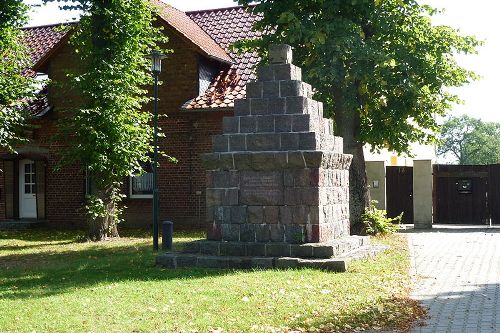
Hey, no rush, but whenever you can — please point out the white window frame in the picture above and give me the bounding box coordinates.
[129,172,154,199]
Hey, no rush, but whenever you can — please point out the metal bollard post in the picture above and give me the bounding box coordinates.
[162,221,173,251]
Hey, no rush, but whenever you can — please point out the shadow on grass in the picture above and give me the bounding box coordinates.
[0,234,229,301]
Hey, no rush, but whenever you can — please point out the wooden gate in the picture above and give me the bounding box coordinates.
[386,166,413,223]
[433,164,499,224]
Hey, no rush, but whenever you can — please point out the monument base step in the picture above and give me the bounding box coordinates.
[181,236,369,259]
[0,220,47,230]
[156,244,388,272]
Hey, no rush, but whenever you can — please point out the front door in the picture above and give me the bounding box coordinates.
[19,159,37,219]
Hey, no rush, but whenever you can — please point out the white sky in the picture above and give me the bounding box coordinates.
[25,0,500,123]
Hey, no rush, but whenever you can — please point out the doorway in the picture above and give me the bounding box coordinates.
[19,159,37,219]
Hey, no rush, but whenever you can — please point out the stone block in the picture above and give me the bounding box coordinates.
[280,133,299,150]
[220,242,246,256]
[251,152,279,171]
[222,224,240,242]
[239,224,256,242]
[202,153,220,170]
[233,152,252,170]
[275,257,299,269]
[218,153,234,170]
[214,206,231,224]
[275,115,292,132]
[246,242,266,256]
[263,206,280,224]
[268,98,286,114]
[285,225,305,244]
[303,151,323,168]
[231,206,247,224]
[270,224,285,242]
[263,81,280,98]
[156,254,176,268]
[267,243,291,257]
[256,115,275,133]
[298,132,317,150]
[280,80,304,97]
[301,188,319,205]
[290,244,313,258]
[200,241,220,255]
[213,135,228,152]
[182,241,201,254]
[206,189,224,206]
[207,223,222,241]
[223,117,239,134]
[255,224,271,242]
[246,81,263,98]
[287,152,306,169]
[251,257,274,269]
[250,98,269,115]
[234,99,250,116]
[212,170,239,188]
[279,206,293,225]
[240,171,284,205]
[229,134,247,151]
[269,44,293,64]
[312,245,334,258]
[285,96,308,114]
[222,189,239,206]
[247,206,264,224]
[257,65,274,81]
[246,134,279,151]
[240,116,256,133]
[284,188,300,206]
[273,64,302,81]
[176,255,198,268]
[292,114,311,132]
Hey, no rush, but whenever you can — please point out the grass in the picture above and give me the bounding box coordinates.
[0,229,424,333]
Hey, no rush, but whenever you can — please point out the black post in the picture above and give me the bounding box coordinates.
[153,72,159,252]
[162,221,173,251]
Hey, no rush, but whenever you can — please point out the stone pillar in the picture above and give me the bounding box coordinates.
[413,159,433,229]
[365,161,386,211]
[202,44,353,244]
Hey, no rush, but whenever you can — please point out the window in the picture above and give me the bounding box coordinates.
[199,57,220,95]
[129,162,153,199]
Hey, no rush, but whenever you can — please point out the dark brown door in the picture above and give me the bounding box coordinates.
[434,165,489,224]
[386,166,414,223]
[489,164,500,224]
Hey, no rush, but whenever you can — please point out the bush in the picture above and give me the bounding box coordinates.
[362,201,402,235]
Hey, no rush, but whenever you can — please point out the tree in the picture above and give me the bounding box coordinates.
[47,0,168,240]
[437,115,500,165]
[237,0,480,227]
[0,0,35,151]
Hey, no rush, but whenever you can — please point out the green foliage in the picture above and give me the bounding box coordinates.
[49,0,169,239]
[0,0,36,151]
[437,115,500,165]
[236,0,480,154]
[362,201,401,235]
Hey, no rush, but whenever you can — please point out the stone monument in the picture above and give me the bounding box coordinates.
[156,45,385,271]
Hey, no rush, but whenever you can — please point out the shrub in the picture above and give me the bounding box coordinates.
[362,201,402,235]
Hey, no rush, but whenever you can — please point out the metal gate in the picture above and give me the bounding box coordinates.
[433,164,500,224]
[386,166,414,223]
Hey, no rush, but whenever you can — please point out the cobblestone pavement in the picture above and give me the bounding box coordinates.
[407,226,500,333]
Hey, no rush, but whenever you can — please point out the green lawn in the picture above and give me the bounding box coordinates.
[0,229,423,333]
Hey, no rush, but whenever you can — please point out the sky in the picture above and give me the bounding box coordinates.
[25,0,500,123]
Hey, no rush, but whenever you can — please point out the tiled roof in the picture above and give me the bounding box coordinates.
[184,5,261,110]
[21,4,261,112]
[22,23,73,70]
[152,0,233,64]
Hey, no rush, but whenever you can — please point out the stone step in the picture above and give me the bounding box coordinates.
[156,244,388,272]
[180,236,370,259]
[234,96,323,117]
[246,80,313,99]
[0,221,46,230]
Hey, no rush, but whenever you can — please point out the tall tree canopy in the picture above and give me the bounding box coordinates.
[0,0,35,151]
[237,0,480,226]
[47,0,167,240]
[437,115,500,165]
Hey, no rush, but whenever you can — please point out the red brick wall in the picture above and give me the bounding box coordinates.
[0,24,232,229]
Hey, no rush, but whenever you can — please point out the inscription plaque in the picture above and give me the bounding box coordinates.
[240,171,283,205]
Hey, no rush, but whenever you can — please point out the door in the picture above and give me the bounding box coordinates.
[386,166,414,223]
[19,159,37,219]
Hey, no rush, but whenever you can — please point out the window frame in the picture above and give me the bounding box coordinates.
[129,172,154,199]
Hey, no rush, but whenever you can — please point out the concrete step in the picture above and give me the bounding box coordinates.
[180,236,370,259]
[156,244,388,272]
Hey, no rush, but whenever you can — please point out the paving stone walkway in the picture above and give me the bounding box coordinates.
[407,226,500,333]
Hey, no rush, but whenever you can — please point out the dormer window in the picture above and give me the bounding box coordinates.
[198,56,220,95]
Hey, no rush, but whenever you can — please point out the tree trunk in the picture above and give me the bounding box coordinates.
[333,91,370,234]
[87,186,120,241]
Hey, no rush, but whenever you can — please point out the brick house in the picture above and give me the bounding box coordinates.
[0,3,261,228]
